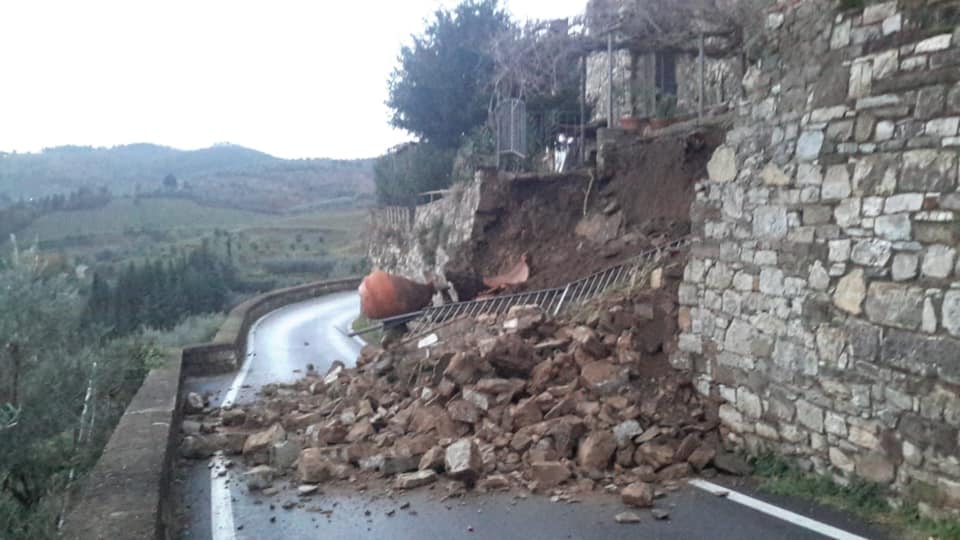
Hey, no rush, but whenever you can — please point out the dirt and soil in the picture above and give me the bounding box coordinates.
[446,128,721,299]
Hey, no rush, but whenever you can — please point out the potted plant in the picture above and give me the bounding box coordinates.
[648,93,678,131]
[617,80,647,131]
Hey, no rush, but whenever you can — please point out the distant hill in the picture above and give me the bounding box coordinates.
[0,144,375,212]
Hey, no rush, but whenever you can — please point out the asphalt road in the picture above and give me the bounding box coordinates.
[175,292,888,540]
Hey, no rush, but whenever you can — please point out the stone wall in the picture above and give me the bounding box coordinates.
[368,173,488,302]
[673,0,960,512]
[585,48,740,122]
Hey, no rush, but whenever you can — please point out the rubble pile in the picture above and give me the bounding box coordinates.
[181,263,744,513]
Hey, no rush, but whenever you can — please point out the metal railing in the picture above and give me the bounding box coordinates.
[369,206,414,231]
[352,237,691,339]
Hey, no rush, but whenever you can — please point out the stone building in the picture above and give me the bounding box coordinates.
[583,0,743,123]
[673,0,960,513]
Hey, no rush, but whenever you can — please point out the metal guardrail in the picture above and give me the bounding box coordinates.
[351,237,691,339]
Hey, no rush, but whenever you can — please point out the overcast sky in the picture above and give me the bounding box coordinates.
[0,1,585,160]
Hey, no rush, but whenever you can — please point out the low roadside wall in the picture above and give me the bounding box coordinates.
[182,276,362,376]
[61,276,361,539]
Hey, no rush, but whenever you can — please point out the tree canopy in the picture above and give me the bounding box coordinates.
[387,0,512,149]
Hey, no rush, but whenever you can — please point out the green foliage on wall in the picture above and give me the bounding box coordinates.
[374,143,455,206]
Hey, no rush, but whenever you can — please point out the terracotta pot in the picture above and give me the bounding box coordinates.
[619,116,643,131]
[648,118,672,130]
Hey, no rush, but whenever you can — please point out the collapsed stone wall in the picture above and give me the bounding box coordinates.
[673,0,960,511]
[368,179,484,301]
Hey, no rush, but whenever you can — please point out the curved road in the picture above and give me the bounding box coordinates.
[176,292,887,540]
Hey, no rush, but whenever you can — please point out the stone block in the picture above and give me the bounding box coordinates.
[875,120,895,141]
[884,193,923,213]
[914,222,960,244]
[723,319,755,356]
[732,271,755,292]
[891,253,919,281]
[849,60,873,99]
[445,438,482,483]
[865,282,925,330]
[845,318,881,362]
[916,34,953,54]
[899,413,958,456]
[753,206,788,239]
[796,131,824,161]
[809,261,830,291]
[829,239,852,262]
[708,146,737,182]
[915,85,946,120]
[943,290,960,338]
[921,245,956,278]
[851,239,892,267]
[825,412,847,436]
[774,339,817,376]
[923,296,938,333]
[874,213,912,240]
[705,262,734,289]
[797,163,823,185]
[833,269,866,315]
[395,469,438,489]
[830,19,851,49]
[926,117,960,137]
[901,150,957,192]
[829,447,855,473]
[882,15,901,36]
[737,388,763,419]
[577,430,617,471]
[863,1,897,25]
[796,400,824,433]
[834,198,862,227]
[853,152,899,195]
[761,162,791,186]
[821,165,852,200]
[863,197,884,217]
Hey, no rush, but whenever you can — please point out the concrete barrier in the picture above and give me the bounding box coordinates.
[61,276,361,539]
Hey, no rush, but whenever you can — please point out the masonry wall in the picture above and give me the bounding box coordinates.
[368,175,486,301]
[673,0,960,512]
[585,48,740,122]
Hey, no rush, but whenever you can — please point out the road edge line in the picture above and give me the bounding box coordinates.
[688,478,870,540]
[210,454,237,540]
[220,317,264,408]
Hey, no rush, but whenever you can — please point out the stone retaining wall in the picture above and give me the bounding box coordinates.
[62,277,361,538]
[673,0,960,512]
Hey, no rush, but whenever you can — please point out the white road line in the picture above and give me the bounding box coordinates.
[219,316,263,409]
[210,454,236,540]
[688,479,870,540]
[213,293,360,538]
[330,308,366,358]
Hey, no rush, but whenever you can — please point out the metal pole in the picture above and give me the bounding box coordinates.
[579,54,586,165]
[607,32,614,128]
[698,32,705,123]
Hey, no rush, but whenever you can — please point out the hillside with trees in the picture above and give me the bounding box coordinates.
[0,144,375,213]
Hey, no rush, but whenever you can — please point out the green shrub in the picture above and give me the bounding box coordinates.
[374,143,454,206]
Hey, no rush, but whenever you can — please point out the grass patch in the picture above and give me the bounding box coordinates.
[752,453,960,539]
[351,315,383,346]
